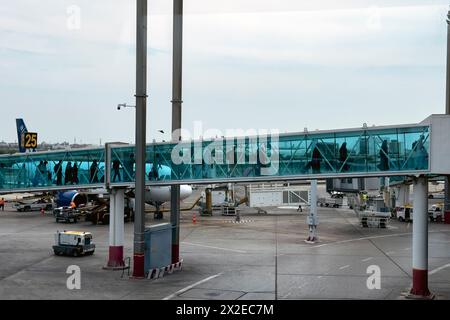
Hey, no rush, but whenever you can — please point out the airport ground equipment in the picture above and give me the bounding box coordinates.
[53,231,95,257]
[14,198,54,212]
[248,184,309,208]
[53,207,80,223]
[396,205,413,222]
[80,199,134,225]
[428,204,443,222]
[355,209,390,228]
[221,204,240,217]
[318,197,343,208]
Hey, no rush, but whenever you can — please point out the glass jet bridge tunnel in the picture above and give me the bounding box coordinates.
[0,115,449,194]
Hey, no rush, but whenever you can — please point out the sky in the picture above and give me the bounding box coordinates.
[0,0,449,145]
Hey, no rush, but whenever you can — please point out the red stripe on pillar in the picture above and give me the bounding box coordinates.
[172,244,180,264]
[107,246,124,268]
[410,269,431,297]
[132,254,145,279]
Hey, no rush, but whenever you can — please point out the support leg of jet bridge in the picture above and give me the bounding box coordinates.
[104,188,125,270]
[404,176,434,299]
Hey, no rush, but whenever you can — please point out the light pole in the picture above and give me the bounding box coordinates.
[132,0,148,278]
[445,9,450,213]
[171,0,183,264]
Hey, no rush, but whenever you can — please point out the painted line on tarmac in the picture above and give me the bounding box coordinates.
[311,233,413,248]
[362,257,374,262]
[162,273,223,300]
[310,230,450,249]
[182,242,247,253]
[339,265,350,270]
[429,263,450,276]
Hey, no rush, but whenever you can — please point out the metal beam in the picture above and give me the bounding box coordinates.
[133,0,148,278]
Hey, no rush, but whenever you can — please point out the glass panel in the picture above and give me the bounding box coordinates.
[0,125,432,192]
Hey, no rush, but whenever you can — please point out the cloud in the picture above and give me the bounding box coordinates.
[0,1,448,144]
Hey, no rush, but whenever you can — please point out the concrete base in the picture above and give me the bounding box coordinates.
[445,211,450,224]
[410,269,431,297]
[132,254,145,279]
[172,244,180,264]
[401,291,436,300]
[104,246,125,270]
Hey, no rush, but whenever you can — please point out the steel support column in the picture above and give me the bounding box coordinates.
[444,10,450,213]
[170,0,183,264]
[306,180,318,243]
[132,0,148,278]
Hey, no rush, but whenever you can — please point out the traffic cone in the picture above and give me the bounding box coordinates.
[192,213,197,224]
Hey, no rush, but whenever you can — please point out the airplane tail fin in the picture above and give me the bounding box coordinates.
[16,119,28,153]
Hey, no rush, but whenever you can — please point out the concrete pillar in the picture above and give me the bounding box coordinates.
[409,177,432,298]
[306,180,318,243]
[105,188,125,269]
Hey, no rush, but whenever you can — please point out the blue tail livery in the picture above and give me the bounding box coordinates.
[16,119,28,153]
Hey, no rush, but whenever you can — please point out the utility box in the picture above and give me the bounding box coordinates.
[144,223,172,272]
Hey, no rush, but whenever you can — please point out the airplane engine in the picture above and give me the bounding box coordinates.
[56,191,88,208]
[145,185,193,203]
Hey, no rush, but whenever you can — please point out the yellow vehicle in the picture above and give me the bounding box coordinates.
[397,205,413,222]
[53,231,95,257]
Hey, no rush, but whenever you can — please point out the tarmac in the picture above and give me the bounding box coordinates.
[0,201,449,300]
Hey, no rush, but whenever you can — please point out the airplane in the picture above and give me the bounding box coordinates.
[14,119,193,219]
[16,119,32,153]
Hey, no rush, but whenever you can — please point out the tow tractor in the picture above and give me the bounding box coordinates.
[53,207,80,223]
[53,231,95,257]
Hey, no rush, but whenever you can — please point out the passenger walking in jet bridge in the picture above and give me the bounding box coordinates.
[33,161,45,187]
[65,162,73,185]
[412,135,429,170]
[44,161,51,184]
[124,153,135,182]
[378,140,389,171]
[55,160,63,186]
[311,146,322,174]
[112,160,121,182]
[17,164,28,187]
[90,160,99,183]
[0,164,4,188]
[0,198,5,211]
[149,154,161,181]
[72,163,79,184]
[339,142,349,172]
